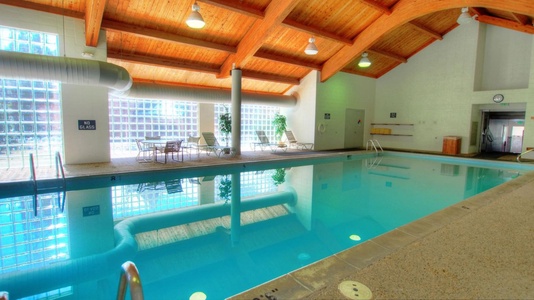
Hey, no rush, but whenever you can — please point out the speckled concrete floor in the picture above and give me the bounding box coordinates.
[2,150,533,300]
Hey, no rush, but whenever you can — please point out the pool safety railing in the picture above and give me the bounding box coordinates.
[117,261,144,300]
[366,139,383,155]
[29,154,38,216]
[517,148,534,162]
[29,152,67,216]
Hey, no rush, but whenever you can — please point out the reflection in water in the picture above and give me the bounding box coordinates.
[0,154,526,299]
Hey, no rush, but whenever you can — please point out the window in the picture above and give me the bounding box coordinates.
[108,97,198,158]
[0,26,61,168]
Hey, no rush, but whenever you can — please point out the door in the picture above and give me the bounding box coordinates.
[344,109,365,149]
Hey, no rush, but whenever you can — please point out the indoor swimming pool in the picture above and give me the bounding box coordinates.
[1,152,533,299]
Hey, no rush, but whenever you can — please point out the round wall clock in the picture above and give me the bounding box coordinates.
[493,94,504,103]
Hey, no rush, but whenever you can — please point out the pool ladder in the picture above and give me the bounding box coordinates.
[117,261,144,300]
[366,139,384,155]
[516,148,534,162]
[29,152,66,216]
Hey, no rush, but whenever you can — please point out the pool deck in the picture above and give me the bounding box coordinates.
[2,149,534,299]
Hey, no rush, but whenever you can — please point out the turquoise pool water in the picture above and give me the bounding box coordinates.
[0,152,532,299]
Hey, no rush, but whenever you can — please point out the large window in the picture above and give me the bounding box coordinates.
[108,97,198,158]
[0,26,61,168]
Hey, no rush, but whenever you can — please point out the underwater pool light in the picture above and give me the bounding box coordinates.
[190,291,207,300]
[349,234,362,241]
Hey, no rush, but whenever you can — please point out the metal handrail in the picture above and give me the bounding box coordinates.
[117,261,144,300]
[55,152,66,188]
[366,139,384,154]
[517,148,534,162]
[29,154,38,216]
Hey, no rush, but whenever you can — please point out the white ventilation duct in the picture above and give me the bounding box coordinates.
[0,51,132,92]
[0,51,297,107]
[119,82,297,107]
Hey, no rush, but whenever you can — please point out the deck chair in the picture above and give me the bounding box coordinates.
[255,130,287,152]
[201,132,226,156]
[184,136,201,158]
[155,140,182,163]
[164,179,183,194]
[285,130,314,150]
[135,139,154,162]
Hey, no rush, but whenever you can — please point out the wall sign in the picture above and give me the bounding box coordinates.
[78,120,96,130]
[390,112,397,118]
[324,113,331,119]
[82,205,100,217]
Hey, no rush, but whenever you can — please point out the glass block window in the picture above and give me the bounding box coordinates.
[214,104,280,150]
[108,97,199,158]
[0,26,61,168]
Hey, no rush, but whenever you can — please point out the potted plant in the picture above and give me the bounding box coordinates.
[272,113,287,146]
[272,168,286,186]
[218,175,232,203]
[219,107,231,151]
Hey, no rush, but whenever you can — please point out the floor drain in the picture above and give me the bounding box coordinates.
[338,281,372,300]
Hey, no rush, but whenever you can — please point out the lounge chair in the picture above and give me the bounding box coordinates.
[255,130,287,152]
[155,140,182,163]
[285,130,314,150]
[201,132,227,157]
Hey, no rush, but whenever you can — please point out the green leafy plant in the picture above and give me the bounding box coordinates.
[272,168,286,186]
[272,113,287,142]
[218,175,232,202]
[219,107,231,146]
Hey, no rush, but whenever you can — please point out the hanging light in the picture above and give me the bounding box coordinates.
[186,2,205,29]
[457,7,472,25]
[304,37,318,55]
[358,52,371,68]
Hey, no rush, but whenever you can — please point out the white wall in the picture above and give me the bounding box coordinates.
[284,71,318,146]
[375,21,534,154]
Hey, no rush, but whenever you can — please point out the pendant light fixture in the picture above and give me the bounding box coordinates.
[186,2,205,29]
[358,52,371,68]
[457,7,472,25]
[304,37,318,55]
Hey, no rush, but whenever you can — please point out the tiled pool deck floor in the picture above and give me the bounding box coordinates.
[2,149,534,299]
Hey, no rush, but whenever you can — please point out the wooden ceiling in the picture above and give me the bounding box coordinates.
[1,0,534,95]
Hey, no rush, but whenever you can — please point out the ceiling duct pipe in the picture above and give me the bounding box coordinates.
[119,82,297,107]
[0,51,132,93]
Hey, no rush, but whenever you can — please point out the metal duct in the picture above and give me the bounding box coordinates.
[0,51,132,92]
[119,82,297,107]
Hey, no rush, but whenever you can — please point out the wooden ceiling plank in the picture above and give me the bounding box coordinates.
[321,0,534,82]
[107,50,221,74]
[510,12,530,25]
[477,15,534,34]
[367,48,407,63]
[359,0,392,15]
[408,22,443,40]
[217,0,301,78]
[85,0,108,47]
[282,19,353,45]
[0,0,84,19]
[254,51,322,69]
[197,0,264,19]
[101,20,237,53]
[241,70,301,85]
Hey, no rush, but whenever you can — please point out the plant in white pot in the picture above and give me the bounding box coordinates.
[272,113,287,146]
[219,107,231,152]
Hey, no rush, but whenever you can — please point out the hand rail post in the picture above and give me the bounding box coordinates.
[117,261,144,300]
[517,148,534,162]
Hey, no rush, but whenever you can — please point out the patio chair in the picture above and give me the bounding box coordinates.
[255,130,287,152]
[285,130,314,150]
[201,132,226,156]
[135,139,154,162]
[155,140,182,163]
[184,135,201,158]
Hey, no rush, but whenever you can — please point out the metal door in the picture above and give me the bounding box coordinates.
[344,109,365,149]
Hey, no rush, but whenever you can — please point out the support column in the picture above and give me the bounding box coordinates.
[231,67,242,155]
[230,172,241,246]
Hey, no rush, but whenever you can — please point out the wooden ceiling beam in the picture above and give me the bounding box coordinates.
[101,20,237,53]
[107,50,220,74]
[359,0,392,15]
[0,0,84,19]
[321,0,534,82]
[217,0,301,79]
[85,0,107,47]
[408,22,443,40]
[282,19,353,46]
[367,48,408,63]
[477,14,534,34]
[241,70,300,85]
[197,0,264,19]
[510,13,530,25]
[254,51,322,69]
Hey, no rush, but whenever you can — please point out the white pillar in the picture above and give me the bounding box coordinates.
[231,67,242,155]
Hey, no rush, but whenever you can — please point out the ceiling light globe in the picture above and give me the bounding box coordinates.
[358,52,371,68]
[457,7,472,25]
[304,37,318,55]
[187,2,205,29]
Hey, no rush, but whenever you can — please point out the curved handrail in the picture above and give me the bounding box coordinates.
[117,261,144,300]
[29,154,38,216]
[516,148,534,162]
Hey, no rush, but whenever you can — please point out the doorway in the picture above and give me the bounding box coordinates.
[480,111,525,154]
[344,109,365,149]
